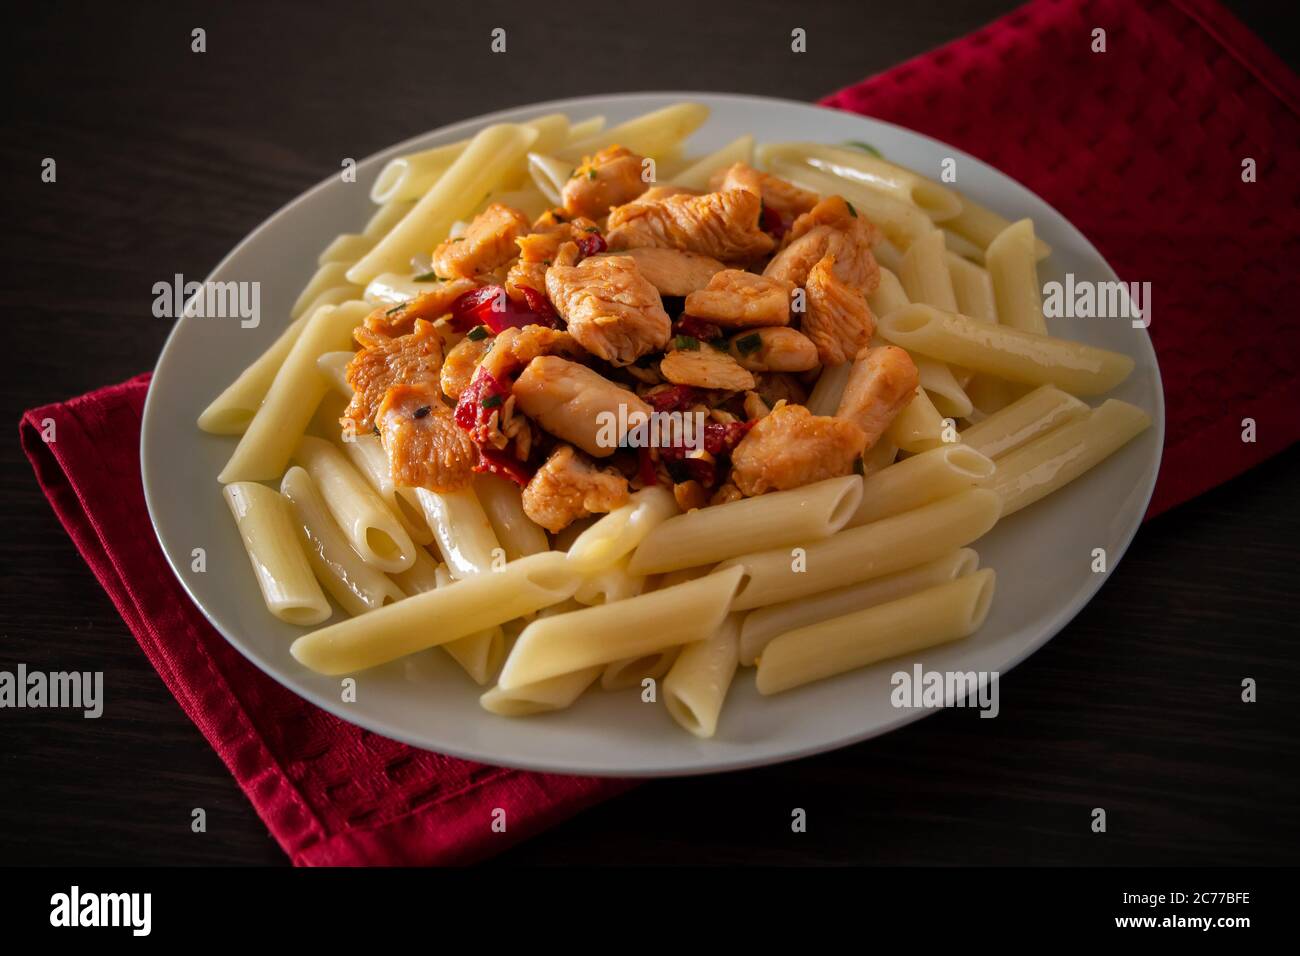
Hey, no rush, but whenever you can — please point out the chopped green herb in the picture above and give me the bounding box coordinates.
[587,169,597,181]
[466,325,490,341]
[736,333,762,356]
[673,334,700,351]
[414,405,431,419]
[844,140,882,158]
[412,270,447,282]
[852,456,864,475]
[385,303,406,316]
[482,394,503,409]
[845,200,857,218]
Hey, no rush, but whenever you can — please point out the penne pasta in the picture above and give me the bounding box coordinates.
[292,261,361,320]
[347,123,540,285]
[496,565,745,689]
[663,614,742,738]
[986,219,1046,334]
[669,135,756,190]
[574,556,647,606]
[390,544,442,596]
[432,565,507,685]
[224,482,331,626]
[739,549,979,665]
[316,350,354,398]
[290,551,581,675]
[628,475,862,576]
[474,475,549,561]
[989,399,1152,517]
[765,158,932,249]
[415,485,503,579]
[898,229,958,312]
[861,436,899,477]
[945,252,998,324]
[878,304,1135,396]
[481,665,603,717]
[318,232,373,265]
[198,311,312,435]
[293,436,417,573]
[804,360,853,417]
[336,432,435,546]
[218,300,371,482]
[526,152,572,206]
[942,228,986,264]
[601,645,681,691]
[847,445,995,527]
[959,384,1090,459]
[280,466,405,616]
[362,199,416,240]
[868,266,910,318]
[756,569,997,694]
[559,102,709,162]
[946,193,1051,260]
[758,142,963,221]
[717,487,1001,610]
[565,486,679,573]
[886,386,953,453]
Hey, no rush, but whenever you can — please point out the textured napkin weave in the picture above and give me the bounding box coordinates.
[20,0,1299,865]
[820,0,1300,517]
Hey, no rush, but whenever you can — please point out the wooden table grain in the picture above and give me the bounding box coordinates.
[1,0,1296,866]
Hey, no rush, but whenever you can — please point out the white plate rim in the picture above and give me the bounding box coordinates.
[141,91,1166,778]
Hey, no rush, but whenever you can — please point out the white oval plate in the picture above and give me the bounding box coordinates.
[142,92,1164,777]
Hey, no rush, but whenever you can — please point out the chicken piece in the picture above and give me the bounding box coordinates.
[684,269,792,327]
[545,252,671,366]
[561,145,650,219]
[602,247,726,296]
[376,382,476,492]
[803,254,874,366]
[660,346,756,392]
[479,324,585,382]
[729,403,866,496]
[834,345,919,449]
[606,188,775,262]
[342,320,443,432]
[766,195,881,293]
[430,203,531,280]
[363,279,476,337]
[439,334,492,400]
[709,162,818,220]
[727,327,819,372]
[521,444,630,533]
[506,214,603,298]
[513,356,653,458]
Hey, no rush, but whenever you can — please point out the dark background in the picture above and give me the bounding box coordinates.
[2,0,1297,865]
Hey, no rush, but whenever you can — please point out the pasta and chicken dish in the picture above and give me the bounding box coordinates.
[199,103,1150,738]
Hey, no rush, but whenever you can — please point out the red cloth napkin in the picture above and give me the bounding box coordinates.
[821,0,1300,517]
[20,0,1300,865]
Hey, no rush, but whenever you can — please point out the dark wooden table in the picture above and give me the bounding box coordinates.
[2,0,1296,866]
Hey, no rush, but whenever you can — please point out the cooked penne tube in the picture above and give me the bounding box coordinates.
[601,646,681,691]
[663,614,742,738]
[868,266,910,317]
[431,564,506,686]
[496,565,744,689]
[316,350,353,397]
[318,232,373,265]
[670,134,755,190]
[739,549,979,665]
[197,311,312,435]
[292,262,361,320]
[871,236,905,273]
[362,272,437,305]
[898,229,958,312]
[480,665,602,717]
[559,102,709,161]
[804,360,853,416]
[362,199,415,240]
[717,487,1001,610]
[990,399,1152,516]
[336,432,434,546]
[959,384,1090,458]
[290,551,581,675]
[224,482,330,626]
[945,252,998,324]
[766,158,932,249]
[758,142,963,221]
[390,544,442,595]
[917,357,973,420]
[293,436,416,573]
[280,466,405,616]
[878,304,1135,396]
[886,386,953,453]
[627,475,862,575]
[565,486,679,573]
[986,219,1046,334]
[347,123,540,285]
[526,152,572,206]
[848,445,995,527]
[574,556,647,605]
[415,485,502,579]
[861,436,898,477]
[756,569,997,694]
[942,228,986,264]
[946,193,1051,260]
[218,300,372,482]
[370,113,570,204]
[478,184,551,221]
[474,475,548,560]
